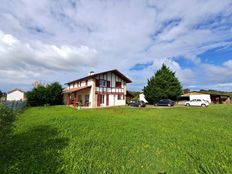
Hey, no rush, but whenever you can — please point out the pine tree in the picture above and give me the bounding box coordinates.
[143,64,182,103]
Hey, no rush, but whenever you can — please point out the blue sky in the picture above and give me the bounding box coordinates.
[0,0,232,92]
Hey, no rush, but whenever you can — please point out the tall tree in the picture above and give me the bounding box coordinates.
[143,64,182,103]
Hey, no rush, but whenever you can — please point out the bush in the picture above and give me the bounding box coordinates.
[27,82,63,106]
[0,104,16,141]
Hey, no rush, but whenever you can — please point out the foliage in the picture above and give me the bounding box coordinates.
[143,64,182,103]
[0,104,16,142]
[0,90,2,98]
[0,105,232,173]
[183,88,190,94]
[27,82,63,106]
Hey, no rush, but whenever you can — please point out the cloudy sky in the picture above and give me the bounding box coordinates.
[1,0,232,92]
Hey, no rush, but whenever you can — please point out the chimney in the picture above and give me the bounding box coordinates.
[88,71,95,76]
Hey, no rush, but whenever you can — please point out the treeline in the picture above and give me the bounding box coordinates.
[27,82,63,106]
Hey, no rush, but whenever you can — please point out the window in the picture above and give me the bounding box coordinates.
[107,81,110,88]
[116,82,122,88]
[85,94,89,103]
[100,80,107,87]
[100,95,105,104]
[78,95,82,103]
[85,80,88,86]
[117,94,123,100]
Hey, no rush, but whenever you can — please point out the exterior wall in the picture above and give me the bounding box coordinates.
[189,94,211,103]
[94,72,126,107]
[7,90,25,101]
[139,93,148,103]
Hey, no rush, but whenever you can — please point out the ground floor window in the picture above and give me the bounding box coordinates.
[100,95,105,104]
[78,95,82,103]
[85,94,89,103]
[117,94,123,100]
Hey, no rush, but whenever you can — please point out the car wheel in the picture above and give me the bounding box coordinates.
[168,104,171,107]
[201,104,206,107]
[186,103,190,106]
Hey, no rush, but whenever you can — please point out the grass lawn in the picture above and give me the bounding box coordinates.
[1,105,232,173]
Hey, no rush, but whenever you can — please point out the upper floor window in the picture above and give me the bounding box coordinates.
[85,80,88,86]
[116,82,122,88]
[96,79,110,87]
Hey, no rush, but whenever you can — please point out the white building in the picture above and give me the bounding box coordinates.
[181,92,211,103]
[7,89,26,101]
[63,69,132,108]
[139,93,148,103]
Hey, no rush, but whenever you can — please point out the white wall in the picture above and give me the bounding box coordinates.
[190,94,211,103]
[7,90,25,101]
[109,94,125,106]
[139,94,148,103]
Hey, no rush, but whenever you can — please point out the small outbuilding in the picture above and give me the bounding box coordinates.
[179,92,231,104]
[139,93,148,103]
[7,89,26,101]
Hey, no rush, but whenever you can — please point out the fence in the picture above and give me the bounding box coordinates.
[1,101,27,110]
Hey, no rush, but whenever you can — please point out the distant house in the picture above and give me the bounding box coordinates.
[180,92,231,104]
[139,93,148,103]
[0,92,7,102]
[7,89,26,101]
[63,69,132,108]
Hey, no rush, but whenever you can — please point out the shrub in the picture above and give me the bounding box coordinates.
[27,82,63,106]
[0,104,16,141]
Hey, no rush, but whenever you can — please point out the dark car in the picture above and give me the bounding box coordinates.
[155,99,175,106]
[128,100,146,107]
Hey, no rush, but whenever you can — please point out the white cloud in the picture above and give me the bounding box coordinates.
[0,0,232,91]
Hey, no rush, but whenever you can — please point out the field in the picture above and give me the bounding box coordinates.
[1,105,232,173]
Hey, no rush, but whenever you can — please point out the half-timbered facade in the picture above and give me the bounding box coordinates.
[63,69,132,108]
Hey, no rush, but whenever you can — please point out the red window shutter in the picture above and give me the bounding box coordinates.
[107,81,110,87]
[97,94,100,106]
[96,79,100,87]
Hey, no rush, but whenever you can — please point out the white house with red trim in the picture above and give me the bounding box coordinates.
[63,69,132,108]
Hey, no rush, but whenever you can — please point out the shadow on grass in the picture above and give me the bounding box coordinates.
[0,125,69,174]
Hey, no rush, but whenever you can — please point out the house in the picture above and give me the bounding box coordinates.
[0,92,7,102]
[139,93,148,103]
[63,69,132,108]
[179,92,231,104]
[7,89,26,101]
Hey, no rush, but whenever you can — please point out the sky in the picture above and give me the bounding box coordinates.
[0,0,232,92]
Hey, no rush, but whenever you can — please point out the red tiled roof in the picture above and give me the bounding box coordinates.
[65,69,132,85]
[63,86,91,94]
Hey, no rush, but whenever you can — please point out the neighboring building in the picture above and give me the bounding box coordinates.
[181,92,211,103]
[139,93,148,103]
[0,92,7,102]
[179,92,231,104]
[7,89,26,101]
[63,69,132,108]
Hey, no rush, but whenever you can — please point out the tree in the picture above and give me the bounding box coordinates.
[27,82,63,106]
[183,88,190,94]
[143,64,182,103]
[0,90,2,98]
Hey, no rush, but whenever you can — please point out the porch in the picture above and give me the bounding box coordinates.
[63,86,92,108]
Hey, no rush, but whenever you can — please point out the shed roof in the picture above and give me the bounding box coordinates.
[62,86,91,94]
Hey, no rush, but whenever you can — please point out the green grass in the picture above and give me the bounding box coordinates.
[1,105,232,174]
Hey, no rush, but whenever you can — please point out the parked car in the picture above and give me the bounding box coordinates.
[154,99,175,106]
[128,100,146,107]
[185,99,209,107]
